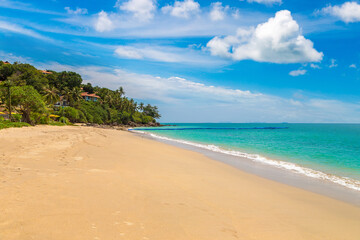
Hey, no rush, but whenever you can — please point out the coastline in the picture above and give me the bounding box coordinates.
[1,126,360,239]
[133,130,360,206]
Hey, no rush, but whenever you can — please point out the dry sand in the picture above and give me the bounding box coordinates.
[0,125,359,240]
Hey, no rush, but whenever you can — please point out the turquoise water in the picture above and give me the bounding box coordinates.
[134,123,360,185]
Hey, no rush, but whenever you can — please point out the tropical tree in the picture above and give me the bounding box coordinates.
[0,73,22,121]
[57,71,82,90]
[14,63,48,92]
[139,102,144,112]
[44,86,60,105]
[61,87,72,106]
[10,86,46,124]
[70,87,82,106]
[143,104,161,119]
[82,83,94,93]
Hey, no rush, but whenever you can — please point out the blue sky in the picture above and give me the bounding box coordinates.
[0,0,360,122]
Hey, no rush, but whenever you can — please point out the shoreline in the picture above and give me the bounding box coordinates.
[1,126,360,239]
[132,130,360,206]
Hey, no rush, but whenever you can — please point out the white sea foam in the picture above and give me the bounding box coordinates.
[131,130,360,192]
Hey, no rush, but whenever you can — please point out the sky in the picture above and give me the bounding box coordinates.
[0,0,360,123]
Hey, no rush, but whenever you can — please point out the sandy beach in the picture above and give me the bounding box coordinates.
[0,126,360,240]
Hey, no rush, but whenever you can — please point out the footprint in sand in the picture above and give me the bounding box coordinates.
[74,156,83,161]
[123,221,134,226]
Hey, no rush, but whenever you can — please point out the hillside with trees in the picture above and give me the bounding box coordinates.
[0,61,161,126]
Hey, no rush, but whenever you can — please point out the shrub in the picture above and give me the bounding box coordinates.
[0,121,30,130]
[141,115,154,124]
[118,111,131,124]
[12,114,22,122]
[59,116,70,124]
[39,116,50,124]
[77,101,107,124]
[48,121,67,126]
[30,112,42,124]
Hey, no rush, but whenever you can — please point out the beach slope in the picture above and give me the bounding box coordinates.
[0,126,359,240]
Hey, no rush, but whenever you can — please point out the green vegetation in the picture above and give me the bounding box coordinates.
[0,61,160,127]
[0,120,30,130]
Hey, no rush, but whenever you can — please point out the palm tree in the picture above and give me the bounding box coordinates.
[61,87,72,106]
[70,87,82,105]
[139,102,144,112]
[104,92,114,107]
[44,86,59,105]
[117,87,125,97]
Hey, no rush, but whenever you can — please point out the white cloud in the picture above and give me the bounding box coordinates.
[289,69,307,76]
[162,0,200,18]
[0,0,63,15]
[0,51,33,64]
[53,4,269,38]
[114,45,226,65]
[247,0,282,5]
[39,62,360,123]
[310,63,321,69]
[209,2,228,21]
[118,0,156,21]
[65,7,88,15]
[94,11,114,32]
[232,9,240,19]
[321,1,360,23]
[349,64,357,68]
[115,46,144,59]
[207,10,323,63]
[0,20,52,41]
[329,58,337,68]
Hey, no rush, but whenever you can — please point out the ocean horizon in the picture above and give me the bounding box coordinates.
[133,123,360,191]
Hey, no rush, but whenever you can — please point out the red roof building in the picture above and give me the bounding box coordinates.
[81,92,100,102]
[39,70,53,74]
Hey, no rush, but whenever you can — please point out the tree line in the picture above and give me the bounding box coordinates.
[0,61,161,125]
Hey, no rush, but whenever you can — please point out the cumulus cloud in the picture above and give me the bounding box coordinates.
[162,0,200,18]
[247,0,282,5]
[310,63,321,69]
[349,64,357,68]
[209,2,228,21]
[118,0,156,21]
[329,58,337,68]
[65,7,88,15]
[206,10,323,63]
[321,1,360,23]
[289,69,307,76]
[94,11,114,32]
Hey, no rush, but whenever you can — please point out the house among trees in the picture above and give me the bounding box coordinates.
[39,70,53,75]
[81,92,100,102]
[54,96,69,107]
[0,60,160,125]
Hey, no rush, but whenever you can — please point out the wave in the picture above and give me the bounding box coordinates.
[131,130,360,192]
[131,127,288,131]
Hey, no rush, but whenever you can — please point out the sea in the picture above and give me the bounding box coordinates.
[132,123,360,191]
